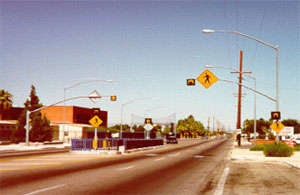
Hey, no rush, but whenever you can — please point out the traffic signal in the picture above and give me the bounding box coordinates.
[92,108,100,116]
[271,112,281,120]
[110,95,117,101]
[145,118,152,124]
[187,79,195,86]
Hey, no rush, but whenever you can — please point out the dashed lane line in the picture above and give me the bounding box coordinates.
[194,155,205,159]
[117,166,135,171]
[154,157,165,162]
[214,166,230,195]
[168,153,180,157]
[24,184,65,195]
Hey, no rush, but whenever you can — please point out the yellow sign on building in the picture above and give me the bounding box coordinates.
[89,115,103,128]
[197,69,219,89]
[270,121,285,134]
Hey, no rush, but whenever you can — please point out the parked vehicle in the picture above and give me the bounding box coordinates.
[166,133,178,144]
[295,138,300,145]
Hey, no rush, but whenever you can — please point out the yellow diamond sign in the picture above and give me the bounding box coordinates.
[89,115,103,128]
[197,69,219,89]
[270,121,285,134]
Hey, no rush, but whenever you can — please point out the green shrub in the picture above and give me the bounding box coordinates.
[294,145,300,151]
[264,143,294,157]
[250,144,265,151]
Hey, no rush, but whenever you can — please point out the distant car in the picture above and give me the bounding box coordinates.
[166,133,178,144]
[295,138,300,145]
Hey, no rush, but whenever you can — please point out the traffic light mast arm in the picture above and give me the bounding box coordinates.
[219,79,276,102]
[25,94,113,145]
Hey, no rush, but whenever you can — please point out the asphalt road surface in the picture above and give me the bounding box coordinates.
[1,137,233,195]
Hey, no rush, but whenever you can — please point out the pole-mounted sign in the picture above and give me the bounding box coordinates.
[197,69,219,89]
[89,90,101,103]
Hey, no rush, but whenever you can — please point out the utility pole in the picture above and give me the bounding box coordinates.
[207,117,210,131]
[236,50,243,146]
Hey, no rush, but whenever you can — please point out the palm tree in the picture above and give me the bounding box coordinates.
[0,89,13,120]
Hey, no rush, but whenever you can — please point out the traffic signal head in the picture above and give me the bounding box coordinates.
[110,95,117,101]
[92,108,100,115]
[187,79,195,86]
[145,118,152,124]
[271,112,281,120]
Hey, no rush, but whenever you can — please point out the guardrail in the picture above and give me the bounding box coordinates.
[71,138,163,151]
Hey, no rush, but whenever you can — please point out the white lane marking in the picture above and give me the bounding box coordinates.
[194,155,205,159]
[154,157,165,162]
[214,166,230,195]
[145,153,158,157]
[117,166,135,171]
[25,184,65,195]
[168,153,180,157]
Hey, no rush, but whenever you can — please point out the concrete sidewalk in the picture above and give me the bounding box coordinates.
[231,139,300,170]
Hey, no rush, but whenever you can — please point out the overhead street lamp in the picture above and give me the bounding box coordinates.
[206,65,257,146]
[120,97,158,139]
[63,79,114,142]
[202,29,279,112]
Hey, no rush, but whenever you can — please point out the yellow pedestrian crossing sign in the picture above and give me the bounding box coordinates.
[270,121,285,134]
[197,69,219,89]
[89,115,103,128]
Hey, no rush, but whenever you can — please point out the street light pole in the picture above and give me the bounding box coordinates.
[202,29,279,111]
[63,79,113,142]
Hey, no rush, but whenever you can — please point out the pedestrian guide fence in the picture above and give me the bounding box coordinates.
[71,138,163,151]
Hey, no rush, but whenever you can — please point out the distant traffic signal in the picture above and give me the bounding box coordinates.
[187,79,195,86]
[271,112,281,120]
[92,107,100,116]
[145,118,152,124]
[110,95,117,101]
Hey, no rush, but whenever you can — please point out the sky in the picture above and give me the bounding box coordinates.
[1,0,299,131]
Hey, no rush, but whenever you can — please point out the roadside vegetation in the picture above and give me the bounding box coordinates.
[250,143,299,154]
[263,143,294,157]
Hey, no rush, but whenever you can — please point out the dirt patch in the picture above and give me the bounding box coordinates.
[223,161,300,195]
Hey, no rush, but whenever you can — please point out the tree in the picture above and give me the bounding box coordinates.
[0,89,13,120]
[243,118,272,135]
[176,115,205,138]
[12,85,53,143]
[132,125,145,132]
[282,119,300,134]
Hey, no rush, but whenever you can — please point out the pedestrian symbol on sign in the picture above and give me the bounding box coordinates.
[204,73,211,84]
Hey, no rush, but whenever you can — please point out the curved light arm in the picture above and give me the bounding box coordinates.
[122,97,157,107]
[205,65,253,79]
[202,29,278,50]
[30,95,111,113]
[64,79,114,91]
[144,106,167,116]
[219,79,275,102]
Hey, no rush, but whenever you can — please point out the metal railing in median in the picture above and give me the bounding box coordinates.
[71,138,164,151]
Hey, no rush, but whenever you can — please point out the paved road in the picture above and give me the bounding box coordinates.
[1,138,233,194]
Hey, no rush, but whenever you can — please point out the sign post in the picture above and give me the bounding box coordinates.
[144,118,153,139]
[270,120,285,144]
[89,115,103,149]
